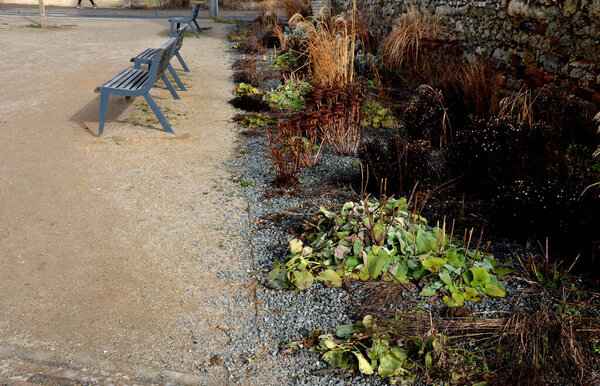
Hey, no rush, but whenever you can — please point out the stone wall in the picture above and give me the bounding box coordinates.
[333,0,600,105]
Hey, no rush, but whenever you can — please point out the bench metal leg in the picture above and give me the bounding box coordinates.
[161,74,180,100]
[143,93,174,134]
[98,92,110,136]
[175,52,190,72]
[168,64,187,91]
[193,20,202,34]
[190,23,200,38]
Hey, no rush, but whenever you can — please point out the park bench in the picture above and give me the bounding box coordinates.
[131,24,189,92]
[169,2,202,39]
[94,38,177,136]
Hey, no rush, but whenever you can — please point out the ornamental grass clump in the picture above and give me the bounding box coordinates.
[267,197,506,307]
[380,4,442,71]
[289,1,357,87]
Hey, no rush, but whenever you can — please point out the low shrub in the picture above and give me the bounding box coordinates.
[358,135,442,196]
[361,101,397,129]
[267,197,506,305]
[240,34,267,54]
[403,85,451,148]
[303,83,364,154]
[233,58,268,87]
[265,119,321,186]
[262,79,313,110]
[447,117,559,193]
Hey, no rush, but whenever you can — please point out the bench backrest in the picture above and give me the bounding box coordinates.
[190,2,201,21]
[174,24,188,57]
[145,38,176,92]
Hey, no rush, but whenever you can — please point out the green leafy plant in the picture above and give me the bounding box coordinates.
[306,314,489,384]
[262,79,313,110]
[234,83,260,96]
[565,144,600,179]
[361,101,397,129]
[267,197,506,303]
[228,30,249,41]
[271,51,298,70]
[239,113,277,128]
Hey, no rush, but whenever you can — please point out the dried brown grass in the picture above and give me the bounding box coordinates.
[499,87,536,127]
[594,111,600,158]
[380,3,442,71]
[370,304,599,384]
[440,58,502,119]
[221,0,243,10]
[280,0,309,19]
[289,1,357,87]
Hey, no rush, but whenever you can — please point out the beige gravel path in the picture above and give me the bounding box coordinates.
[0,16,254,384]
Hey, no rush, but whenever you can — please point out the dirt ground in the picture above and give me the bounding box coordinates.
[0,16,255,384]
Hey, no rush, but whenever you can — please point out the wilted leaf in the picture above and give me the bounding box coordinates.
[425,352,432,367]
[443,295,458,307]
[492,267,516,276]
[463,287,482,302]
[422,258,446,272]
[322,350,343,367]
[470,267,491,287]
[319,206,336,218]
[420,286,436,297]
[359,264,370,281]
[378,352,406,378]
[317,269,342,287]
[292,269,314,290]
[366,249,390,278]
[334,323,355,339]
[319,334,337,349]
[334,244,350,260]
[353,351,374,375]
[372,222,386,245]
[265,266,289,289]
[289,239,303,255]
[483,284,505,297]
[452,291,465,307]
[367,338,389,360]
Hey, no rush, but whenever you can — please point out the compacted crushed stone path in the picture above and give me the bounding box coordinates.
[0,14,376,385]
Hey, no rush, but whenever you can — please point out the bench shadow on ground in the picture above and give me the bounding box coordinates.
[69,95,169,136]
[69,95,132,136]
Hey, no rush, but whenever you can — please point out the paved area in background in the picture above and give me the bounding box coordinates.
[0,16,257,384]
[0,3,258,21]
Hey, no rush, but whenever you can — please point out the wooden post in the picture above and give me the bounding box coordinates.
[38,0,46,28]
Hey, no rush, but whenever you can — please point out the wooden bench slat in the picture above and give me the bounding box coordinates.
[107,69,147,90]
[123,72,148,90]
[131,48,155,62]
[103,69,138,89]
